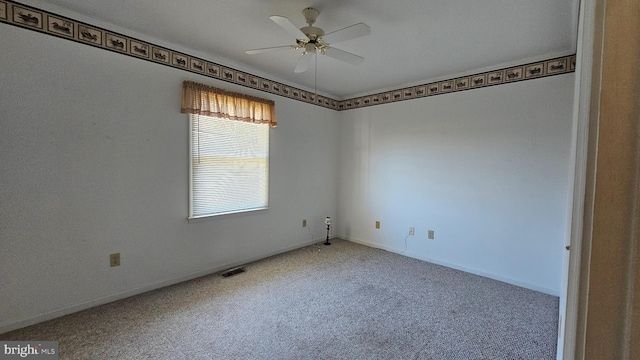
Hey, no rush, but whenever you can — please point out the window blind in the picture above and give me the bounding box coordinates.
[189,114,269,218]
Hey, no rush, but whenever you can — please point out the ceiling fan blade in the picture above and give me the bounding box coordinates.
[269,15,307,39]
[246,45,296,55]
[294,53,314,73]
[322,23,371,44]
[323,47,364,65]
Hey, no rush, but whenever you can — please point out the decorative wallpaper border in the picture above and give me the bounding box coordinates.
[338,55,576,110]
[0,0,576,111]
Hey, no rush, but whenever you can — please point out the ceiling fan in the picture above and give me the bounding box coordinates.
[246,7,371,73]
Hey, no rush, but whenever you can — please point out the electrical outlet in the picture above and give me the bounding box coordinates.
[428,230,435,240]
[110,253,121,267]
[375,221,380,229]
[409,227,415,236]
[302,219,307,228]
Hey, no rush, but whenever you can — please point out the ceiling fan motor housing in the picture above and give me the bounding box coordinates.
[300,26,324,40]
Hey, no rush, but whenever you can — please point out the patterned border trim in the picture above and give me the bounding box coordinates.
[337,55,576,110]
[0,0,576,111]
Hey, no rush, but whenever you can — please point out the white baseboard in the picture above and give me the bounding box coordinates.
[342,235,560,297]
[0,237,324,335]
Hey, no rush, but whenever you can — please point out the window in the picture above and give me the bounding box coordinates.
[181,81,276,219]
[189,114,270,218]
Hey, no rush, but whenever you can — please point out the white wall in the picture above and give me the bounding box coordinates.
[337,74,575,295]
[0,25,339,332]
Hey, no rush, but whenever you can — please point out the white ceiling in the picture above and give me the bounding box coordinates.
[29,0,579,99]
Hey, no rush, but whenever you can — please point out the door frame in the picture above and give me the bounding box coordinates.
[565,0,640,358]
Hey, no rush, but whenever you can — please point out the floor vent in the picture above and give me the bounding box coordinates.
[221,266,246,278]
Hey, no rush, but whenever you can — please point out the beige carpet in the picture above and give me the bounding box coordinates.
[1,239,558,359]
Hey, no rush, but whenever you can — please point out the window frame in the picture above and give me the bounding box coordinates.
[188,114,270,221]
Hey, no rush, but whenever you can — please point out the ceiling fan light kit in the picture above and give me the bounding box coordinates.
[246,7,370,74]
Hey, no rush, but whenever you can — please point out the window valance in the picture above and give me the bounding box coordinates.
[181,81,277,128]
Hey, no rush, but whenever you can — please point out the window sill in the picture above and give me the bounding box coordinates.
[187,207,268,224]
